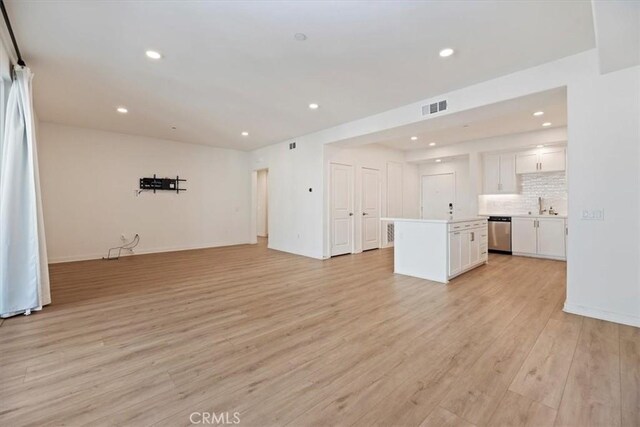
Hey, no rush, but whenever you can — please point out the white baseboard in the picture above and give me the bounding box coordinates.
[564,302,640,328]
[48,240,252,264]
[266,244,324,260]
[513,252,566,261]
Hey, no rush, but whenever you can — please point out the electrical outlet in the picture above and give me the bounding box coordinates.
[581,209,604,221]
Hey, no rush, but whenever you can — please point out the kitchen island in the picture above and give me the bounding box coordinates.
[383,217,488,284]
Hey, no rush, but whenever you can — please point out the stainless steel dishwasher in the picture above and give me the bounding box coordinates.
[488,216,512,254]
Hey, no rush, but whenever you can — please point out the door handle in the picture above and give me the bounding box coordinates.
[349,212,354,216]
[362,212,368,216]
[471,232,475,242]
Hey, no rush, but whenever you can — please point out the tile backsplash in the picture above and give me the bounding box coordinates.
[479,172,567,215]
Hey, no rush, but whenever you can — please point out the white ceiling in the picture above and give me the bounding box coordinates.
[7,1,593,151]
[339,87,567,151]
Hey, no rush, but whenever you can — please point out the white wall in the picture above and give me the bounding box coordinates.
[324,143,419,254]
[250,139,324,259]
[38,122,251,262]
[565,65,640,327]
[419,156,471,218]
[256,169,268,237]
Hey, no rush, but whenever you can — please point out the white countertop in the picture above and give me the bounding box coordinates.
[478,213,567,219]
[381,217,487,224]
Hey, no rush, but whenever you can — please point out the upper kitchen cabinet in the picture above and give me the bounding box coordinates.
[483,153,518,194]
[516,147,566,174]
[539,148,566,172]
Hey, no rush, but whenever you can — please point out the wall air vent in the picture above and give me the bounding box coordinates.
[422,99,448,116]
[387,223,394,243]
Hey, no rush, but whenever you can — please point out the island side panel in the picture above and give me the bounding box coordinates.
[393,221,448,283]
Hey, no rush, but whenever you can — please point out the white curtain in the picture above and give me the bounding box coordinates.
[0,66,50,318]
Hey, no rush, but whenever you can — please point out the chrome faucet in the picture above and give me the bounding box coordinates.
[538,197,547,215]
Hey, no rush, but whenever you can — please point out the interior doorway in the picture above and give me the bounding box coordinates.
[256,169,268,240]
[421,173,455,220]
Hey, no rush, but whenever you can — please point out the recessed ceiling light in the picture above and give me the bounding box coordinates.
[145,50,162,60]
[435,159,442,163]
[542,122,552,127]
[308,103,319,109]
[533,111,544,116]
[439,48,454,58]
[537,144,544,148]
[294,33,307,41]
[116,107,128,114]
[410,136,418,141]
[429,142,437,146]
[241,131,249,136]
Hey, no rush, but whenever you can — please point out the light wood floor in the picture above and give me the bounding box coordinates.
[1,240,638,427]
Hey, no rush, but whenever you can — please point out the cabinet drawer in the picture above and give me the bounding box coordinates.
[449,221,487,232]
[448,223,465,232]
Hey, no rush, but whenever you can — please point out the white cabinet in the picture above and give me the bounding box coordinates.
[460,230,471,270]
[483,153,518,194]
[516,148,566,174]
[499,155,517,193]
[448,220,488,279]
[512,217,566,260]
[469,229,481,266]
[537,218,566,258]
[448,232,461,276]
[539,148,566,172]
[515,152,539,174]
[483,154,501,194]
[512,218,537,255]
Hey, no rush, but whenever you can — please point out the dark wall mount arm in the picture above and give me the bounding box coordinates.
[139,175,187,194]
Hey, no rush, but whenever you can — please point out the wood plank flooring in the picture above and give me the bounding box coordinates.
[1,240,638,426]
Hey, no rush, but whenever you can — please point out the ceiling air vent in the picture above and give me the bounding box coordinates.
[422,99,448,116]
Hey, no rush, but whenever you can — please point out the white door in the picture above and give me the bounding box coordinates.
[499,154,517,193]
[512,217,537,254]
[539,148,566,172]
[330,163,354,256]
[483,154,501,194]
[537,218,566,258]
[515,152,538,174]
[361,168,380,251]
[421,173,455,219]
[449,232,461,276]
